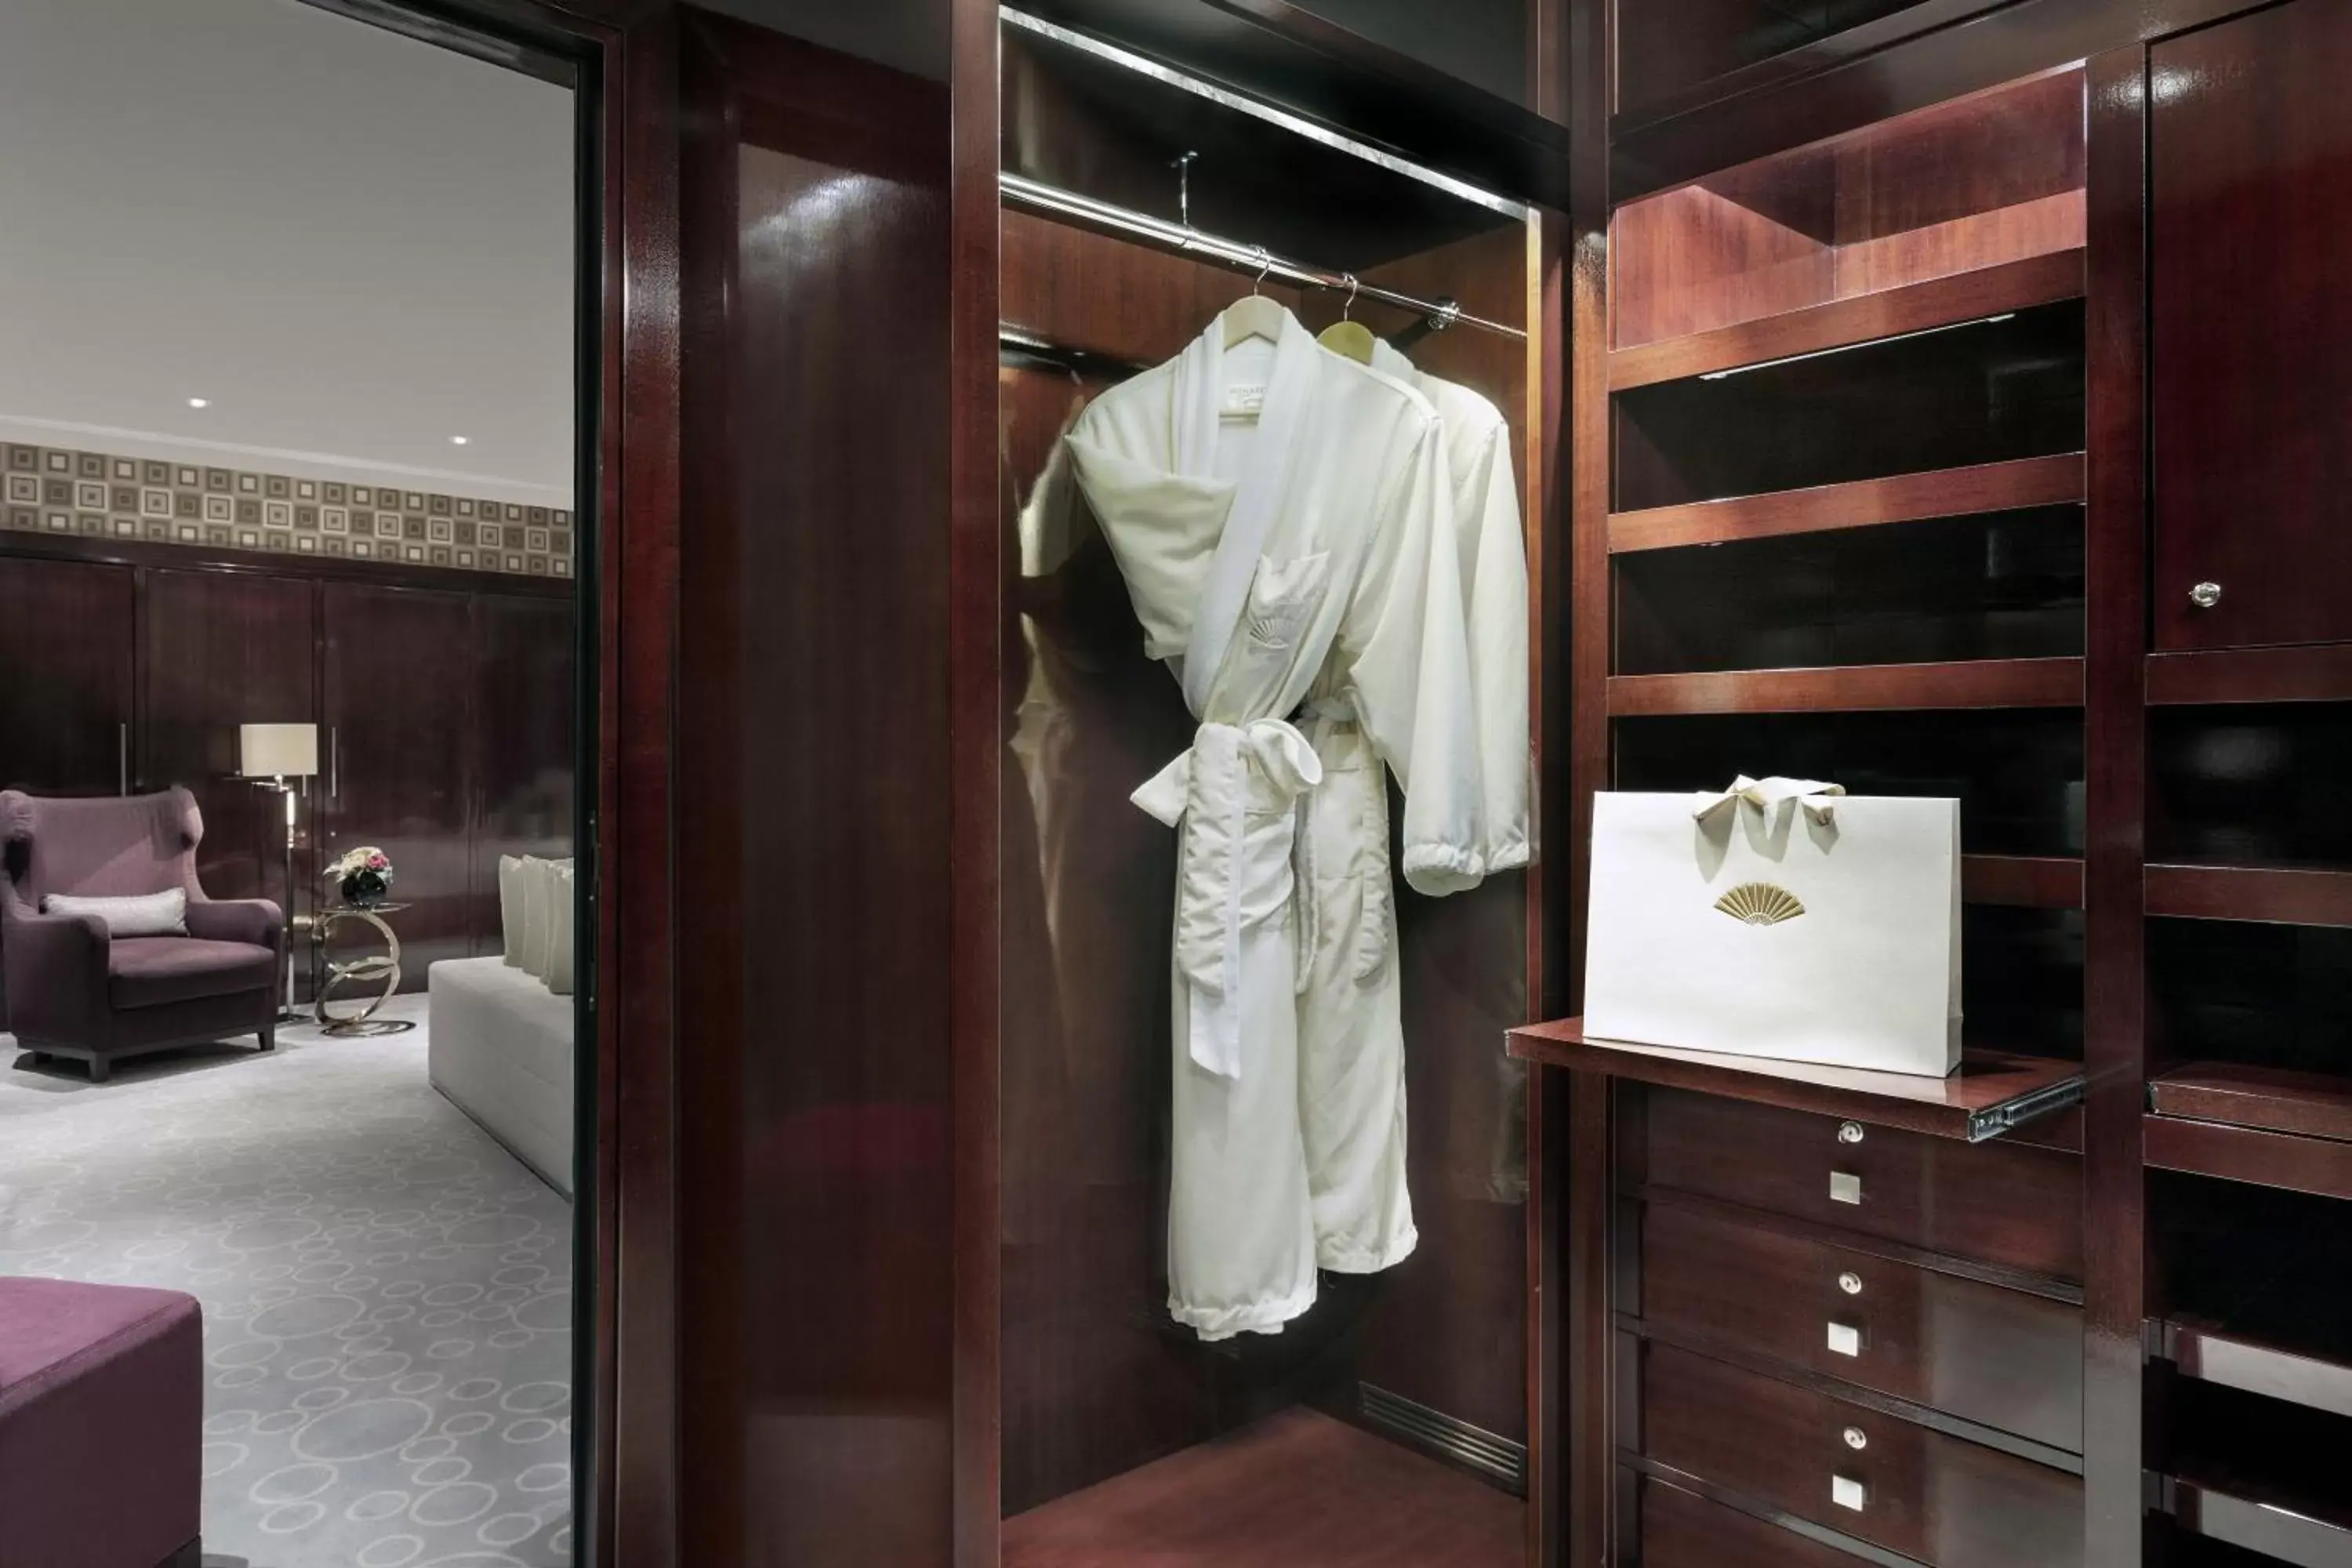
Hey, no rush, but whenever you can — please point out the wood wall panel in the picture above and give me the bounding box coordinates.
[472,595,578,950]
[139,569,317,913]
[0,556,135,798]
[321,583,477,989]
[675,14,956,1565]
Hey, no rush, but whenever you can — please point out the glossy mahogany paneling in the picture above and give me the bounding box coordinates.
[2151,0,2352,651]
[0,555,135,797]
[1642,1088,2085,1279]
[1639,1471,1871,1568]
[1613,708,2085,857]
[674,13,955,1565]
[1002,1406,1523,1568]
[1610,69,2082,349]
[470,595,577,950]
[321,583,476,989]
[1614,506,2083,676]
[1640,1199,2084,1448]
[997,350,1219,1515]
[1641,1340,2084,1566]
[2149,702,2352,869]
[1612,300,2085,511]
[139,569,318,911]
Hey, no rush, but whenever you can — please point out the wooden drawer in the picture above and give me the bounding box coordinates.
[1642,1473,1867,1567]
[1643,1341,2084,1568]
[1642,1199,2085,1450]
[1642,1087,2083,1279]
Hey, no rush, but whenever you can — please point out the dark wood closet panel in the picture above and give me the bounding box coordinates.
[138,569,318,909]
[471,593,577,954]
[321,583,477,985]
[672,13,957,1566]
[0,555,135,797]
[2151,0,2352,652]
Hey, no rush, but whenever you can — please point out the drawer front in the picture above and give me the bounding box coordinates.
[1642,1200,2085,1451]
[1642,1474,1865,1568]
[1643,1088,2084,1279]
[1643,1341,2084,1568]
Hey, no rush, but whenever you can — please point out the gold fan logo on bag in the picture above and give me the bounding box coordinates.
[1713,882,1806,926]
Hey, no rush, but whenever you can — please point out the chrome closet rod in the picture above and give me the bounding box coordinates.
[1000,172,1528,343]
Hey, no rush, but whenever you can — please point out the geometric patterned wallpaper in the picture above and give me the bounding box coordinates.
[2,442,573,579]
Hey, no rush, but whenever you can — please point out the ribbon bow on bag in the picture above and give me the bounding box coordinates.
[1691,775,1845,826]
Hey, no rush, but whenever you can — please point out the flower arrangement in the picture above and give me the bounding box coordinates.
[328,846,394,908]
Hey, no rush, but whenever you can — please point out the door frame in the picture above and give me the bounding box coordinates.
[297,2,687,1564]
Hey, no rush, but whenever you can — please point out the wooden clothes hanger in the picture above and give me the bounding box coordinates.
[1221,248,1290,347]
[1317,274,1376,365]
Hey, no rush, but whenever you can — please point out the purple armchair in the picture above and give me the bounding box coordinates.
[1,789,281,1082]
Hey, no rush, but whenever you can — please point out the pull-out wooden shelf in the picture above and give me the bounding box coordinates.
[2145,1113,2352,1204]
[1607,657,2085,717]
[2151,1064,2352,1146]
[2159,1475,2352,1568]
[1508,1018,2084,1143]
[1606,454,2085,554]
[2145,864,2352,927]
[1963,855,2085,910]
[2152,1318,2352,1424]
[1609,249,2088,391]
[2147,644,2352,706]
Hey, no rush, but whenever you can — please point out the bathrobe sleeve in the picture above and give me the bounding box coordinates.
[1449,403,1534,872]
[1341,404,1487,898]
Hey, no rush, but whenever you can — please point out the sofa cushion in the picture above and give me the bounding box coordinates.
[43,887,188,937]
[107,937,276,1010]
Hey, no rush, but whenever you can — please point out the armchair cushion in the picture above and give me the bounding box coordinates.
[108,938,276,1011]
[184,897,283,950]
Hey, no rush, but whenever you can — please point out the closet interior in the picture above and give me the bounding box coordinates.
[995,6,1542,1561]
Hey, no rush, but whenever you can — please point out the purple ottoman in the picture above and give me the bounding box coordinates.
[0,1278,201,1568]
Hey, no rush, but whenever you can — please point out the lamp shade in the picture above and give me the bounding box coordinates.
[238,723,318,779]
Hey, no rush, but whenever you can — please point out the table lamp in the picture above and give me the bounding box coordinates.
[238,723,318,1019]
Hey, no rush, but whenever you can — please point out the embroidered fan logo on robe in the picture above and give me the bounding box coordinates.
[1713,882,1806,926]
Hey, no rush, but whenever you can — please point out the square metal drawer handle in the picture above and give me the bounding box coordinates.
[1829,1171,1864,1205]
[1833,1475,1867,1512]
[1827,1320,1864,1357]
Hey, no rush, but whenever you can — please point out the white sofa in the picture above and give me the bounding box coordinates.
[427,956,575,1196]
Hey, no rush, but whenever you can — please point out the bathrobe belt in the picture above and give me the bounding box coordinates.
[1132,718,1323,1080]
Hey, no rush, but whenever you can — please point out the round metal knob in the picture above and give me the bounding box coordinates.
[1838,1271,1864,1296]
[1843,1426,1869,1451]
[2190,581,2223,609]
[1838,1121,1865,1145]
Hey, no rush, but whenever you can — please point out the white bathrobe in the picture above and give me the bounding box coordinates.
[1058,307,1488,1339]
[1287,343,1537,1281]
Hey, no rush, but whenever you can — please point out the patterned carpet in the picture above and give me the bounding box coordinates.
[0,995,574,1568]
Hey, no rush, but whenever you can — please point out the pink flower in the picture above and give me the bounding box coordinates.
[366,851,389,870]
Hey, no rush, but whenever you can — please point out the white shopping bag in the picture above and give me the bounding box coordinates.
[1583,776,1961,1077]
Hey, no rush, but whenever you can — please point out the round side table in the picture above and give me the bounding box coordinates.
[310,903,416,1036]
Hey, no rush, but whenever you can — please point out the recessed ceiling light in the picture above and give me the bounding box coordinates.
[187,397,209,409]
[449,435,470,445]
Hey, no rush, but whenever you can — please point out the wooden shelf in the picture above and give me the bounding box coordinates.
[1963,855,2084,910]
[1610,250,2087,390]
[2145,864,2352,927]
[1607,657,2084,717]
[2150,1063,2352,1146]
[2145,1113,2352,1204]
[2161,1476,2352,1568]
[2147,644,2352,706]
[1607,455,2085,554]
[2153,1317,2352,1423]
[1507,1018,2085,1143]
